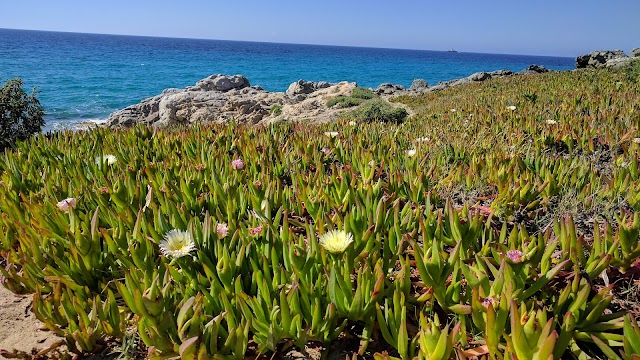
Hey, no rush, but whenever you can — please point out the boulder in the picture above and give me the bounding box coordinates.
[468,72,491,81]
[520,64,549,75]
[190,74,250,92]
[576,50,628,68]
[286,80,331,97]
[488,70,515,78]
[375,83,406,95]
[410,79,428,91]
[631,48,640,58]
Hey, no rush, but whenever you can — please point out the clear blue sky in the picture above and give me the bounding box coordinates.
[1,1,638,57]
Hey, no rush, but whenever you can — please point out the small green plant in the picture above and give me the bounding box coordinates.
[327,95,362,108]
[352,99,408,123]
[270,103,282,116]
[327,87,376,108]
[0,78,45,152]
[351,86,375,100]
[523,90,538,103]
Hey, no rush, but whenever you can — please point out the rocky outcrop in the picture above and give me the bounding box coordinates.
[520,64,549,75]
[410,79,428,91]
[375,83,406,95]
[576,50,629,68]
[632,48,640,58]
[427,68,517,92]
[372,66,535,96]
[286,80,331,97]
[107,75,357,128]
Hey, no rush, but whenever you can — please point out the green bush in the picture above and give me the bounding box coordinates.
[350,86,375,100]
[326,87,376,109]
[0,78,45,152]
[352,99,408,123]
[270,103,282,116]
[326,95,362,108]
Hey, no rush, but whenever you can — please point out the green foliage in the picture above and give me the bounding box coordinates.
[0,78,45,151]
[326,87,376,108]
[351,86,375,100]
[326,95,362,109]
[270,103,282,116]
[1,66,640,359]
[351,99,408,124]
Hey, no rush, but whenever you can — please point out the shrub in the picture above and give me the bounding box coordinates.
[326,87,376,109]
[270,103,282,116]
[0,78,45,152]
[326,95,362,108]
[350,86,375,100]
[351,99,408,123]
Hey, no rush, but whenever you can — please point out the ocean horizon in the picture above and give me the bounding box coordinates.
[0,28,575,130]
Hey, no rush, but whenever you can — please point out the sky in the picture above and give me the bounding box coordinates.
[1,1,639,57]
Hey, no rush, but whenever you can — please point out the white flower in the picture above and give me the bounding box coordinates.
[450,109,457,113]
[159,230,196,258]
[546,119,557,125]
[633,137,640,144]
[319,230,354,254]
[507,105,516,111]
[406,149,417,157]
[95,154,118,165]
[348,121,357,126]
[324,131,339,138]
[415,137,430,143]
[56,198,76,212]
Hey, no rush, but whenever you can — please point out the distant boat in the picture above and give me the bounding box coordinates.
[447,49,458,53]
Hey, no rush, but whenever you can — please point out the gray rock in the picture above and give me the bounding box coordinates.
[286,80,333,97]
[410,79,428,90]
[192,74,250,92]
[468,72,491,81]
[576,50,628,68]
[520,64,549,75]
[606,57,632,68]
[375,83,406,95]
[489,70,515,78]
[631,48,640,58]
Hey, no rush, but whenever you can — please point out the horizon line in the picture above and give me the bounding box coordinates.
[0,27,575,59]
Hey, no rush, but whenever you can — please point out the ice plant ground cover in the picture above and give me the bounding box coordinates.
[1,63,640,359]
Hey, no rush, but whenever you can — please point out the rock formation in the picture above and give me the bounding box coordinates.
[576,50,630,68]
[410,79,429,91]
[106,75,357,128]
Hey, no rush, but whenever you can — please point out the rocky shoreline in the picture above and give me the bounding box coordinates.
[106,49,639,129]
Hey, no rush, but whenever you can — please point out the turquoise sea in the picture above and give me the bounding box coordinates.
[0,28,575,130]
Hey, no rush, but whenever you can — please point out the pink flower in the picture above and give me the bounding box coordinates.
[506,250,525,264]
[249,226,263,236]
[320,147,332,155]
[56,198,76,213]
[231,159,244,170]
[216,223,229,238]
[482,296,496,308]
[471,205,494,217]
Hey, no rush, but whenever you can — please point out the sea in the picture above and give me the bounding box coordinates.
[0,28,575,131]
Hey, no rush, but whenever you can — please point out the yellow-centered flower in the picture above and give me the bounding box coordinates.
[160,229,196,258]
[319,230,354,254]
